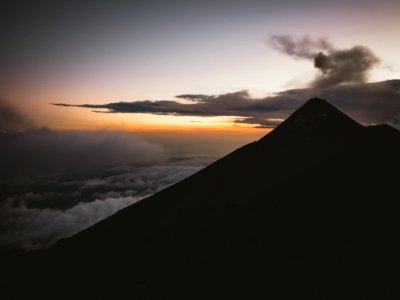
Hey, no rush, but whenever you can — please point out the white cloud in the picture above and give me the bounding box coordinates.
[0,157,212,250]
[0,195,144,250]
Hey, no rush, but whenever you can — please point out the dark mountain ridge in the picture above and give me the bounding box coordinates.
[3,98,400,299]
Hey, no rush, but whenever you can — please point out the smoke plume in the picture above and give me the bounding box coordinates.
[270,34,334,60]
[270,35,379,88]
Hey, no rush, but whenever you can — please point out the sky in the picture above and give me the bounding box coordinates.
[1,0,400,132]
[1,0,400,250]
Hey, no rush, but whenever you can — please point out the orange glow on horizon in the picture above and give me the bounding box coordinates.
[34,103,273,135]
[47,119,272,135]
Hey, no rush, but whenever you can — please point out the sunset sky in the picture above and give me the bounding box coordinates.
[2,0,400,249]
[1,0,400,134]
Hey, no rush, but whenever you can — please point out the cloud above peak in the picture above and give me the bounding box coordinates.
[270,35,379,88]
[50,36,389,128]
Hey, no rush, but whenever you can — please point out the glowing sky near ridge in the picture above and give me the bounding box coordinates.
[1,0,400,132]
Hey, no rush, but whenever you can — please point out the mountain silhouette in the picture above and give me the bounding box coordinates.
[3,98,400,300]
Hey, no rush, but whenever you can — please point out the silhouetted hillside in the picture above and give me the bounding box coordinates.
[3,98,400,300]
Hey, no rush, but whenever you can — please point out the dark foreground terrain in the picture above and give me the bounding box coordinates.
[3,98,400,299]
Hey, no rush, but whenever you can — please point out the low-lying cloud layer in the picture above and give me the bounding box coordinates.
[0,129,166,180]
[0,116,213,250]
[0,157,212,250]
[1,195,143,250]
[53,80,400,128]
[270,35,380,88]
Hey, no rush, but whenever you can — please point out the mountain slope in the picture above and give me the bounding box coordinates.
[4,98,400,300]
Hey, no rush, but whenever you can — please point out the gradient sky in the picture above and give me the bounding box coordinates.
[1,0,400,132]
[2,0,400,250]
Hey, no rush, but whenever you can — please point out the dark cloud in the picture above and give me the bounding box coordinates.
[0,129,166,180]
[175,94,216,102]
[0,99,31,132]
[53,80,400,128]
[269,35,379,88]
[0,157,212,250]
[315,80,400,123]
[52,90,255,116]
[51,89,299,127]
[312,46,379,88]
